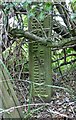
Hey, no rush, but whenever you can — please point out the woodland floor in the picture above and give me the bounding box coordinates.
[13,68,76,120]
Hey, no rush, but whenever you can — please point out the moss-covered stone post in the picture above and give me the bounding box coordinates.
[28,2,53,101]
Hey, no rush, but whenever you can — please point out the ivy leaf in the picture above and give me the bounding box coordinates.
[71,0,76,11]
[22,2,28,8]
[28,12,35,18]
[38,12,45,21]
[44,2,52,12]
[73,5,76,11]
[24,16,28,26]
[27,0,32,4]
[71,13,76,20]
[67,48,72,53]
[71,0,76,3]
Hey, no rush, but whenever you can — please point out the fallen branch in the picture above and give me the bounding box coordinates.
[9,28,76,49]
[0,103,68,118]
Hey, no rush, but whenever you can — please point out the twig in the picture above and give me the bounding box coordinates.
[54,59,76,70]
[47,108,68,118]
[53,53,76,62]
[18,63,24,80]
[0,103,69,118]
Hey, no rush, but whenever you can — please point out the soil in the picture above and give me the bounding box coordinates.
[13,69,76,120]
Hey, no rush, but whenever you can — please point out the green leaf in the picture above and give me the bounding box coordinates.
[67,48,72,53]
[24,16,28,26]
[27,0,32,4]
[71,0,76,11]
[28,12,35,18]
[22,0,32,8]
[71,13,76,19]
[22,2,28,8]
[44,2,52,12]
[73,5,76,11]
[71,0,76,3]
[38,12,45,21]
